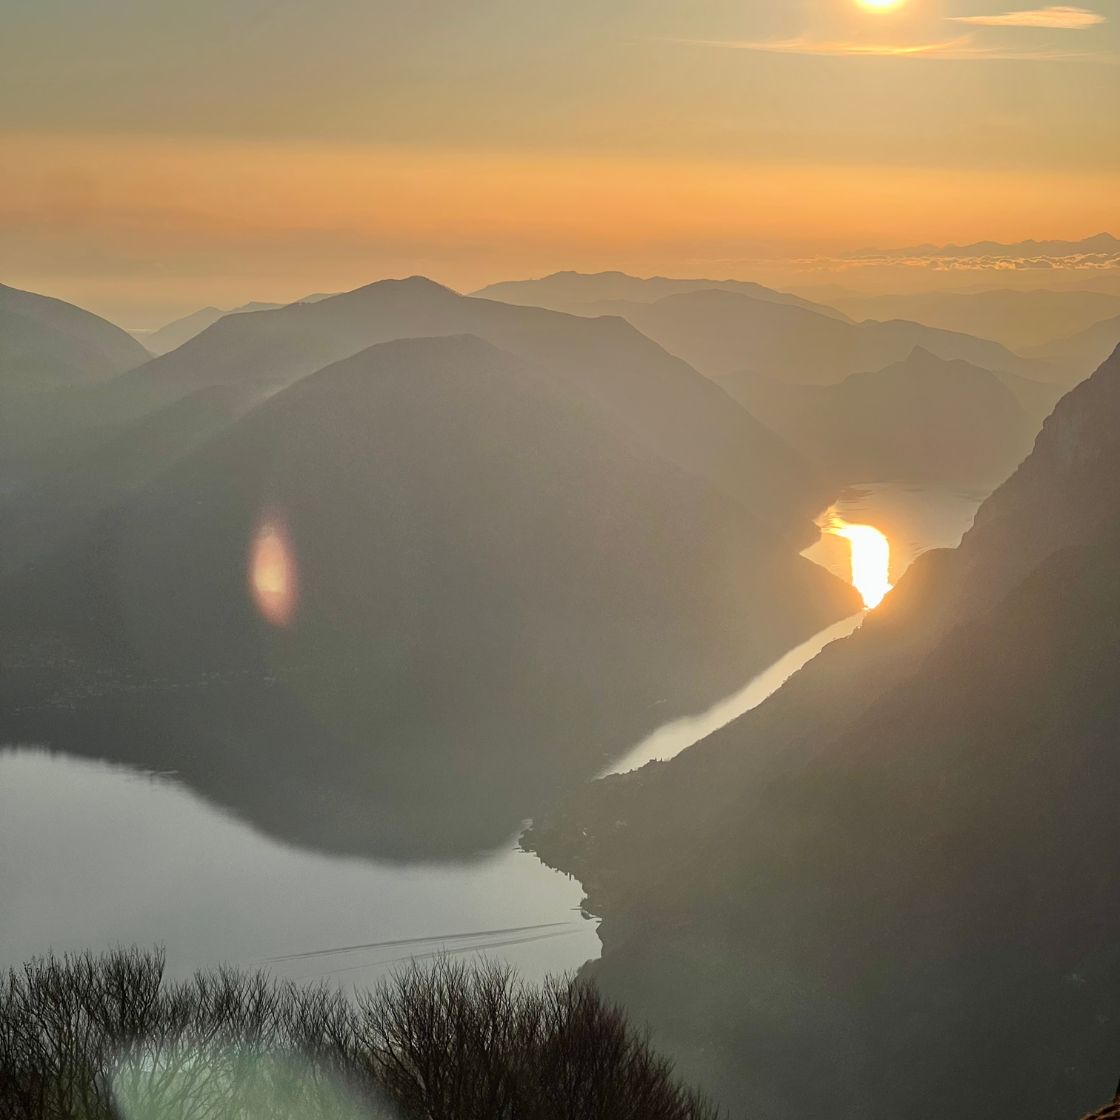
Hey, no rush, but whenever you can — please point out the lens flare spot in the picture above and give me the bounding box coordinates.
[250,518,298,627]
[827,518,893,609]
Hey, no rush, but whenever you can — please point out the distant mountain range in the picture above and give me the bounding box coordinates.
[527,342,1120,1120]
[117,276,828,533]
[568,287,1055,383]
[719,347,1052,488]
[826,288,1120,353]
[474,270,850,321]
[848,232,1120,262]
[1027,312,1120,381]
[132,293,335,355]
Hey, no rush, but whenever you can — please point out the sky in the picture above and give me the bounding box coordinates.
[2,0,1118,324]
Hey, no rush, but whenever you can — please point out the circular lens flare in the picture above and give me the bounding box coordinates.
[249,517,299,628]
[826,518,893,609]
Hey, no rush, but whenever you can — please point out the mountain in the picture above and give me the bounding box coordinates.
[0,283,149,389]
[825,289,1120,353]
[0,285,153,493]
[585,288,1050,383]
[115,276,830,536]
[135,302,282,355]
[135,294,336,355]
[0,334,859,859]
[473,270,850,321]
[526,345,1120,1119]
[1028,313,1120,385]
[849,232,1120,262]
[718,348,1050,488]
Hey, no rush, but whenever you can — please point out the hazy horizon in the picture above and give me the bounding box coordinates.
[4,0,1119,324]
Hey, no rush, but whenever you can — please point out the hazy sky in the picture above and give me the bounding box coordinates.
[2,0,1118,323]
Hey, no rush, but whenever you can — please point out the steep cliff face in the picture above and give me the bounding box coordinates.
[527,345,1120,1120]
[952,345,1120,613]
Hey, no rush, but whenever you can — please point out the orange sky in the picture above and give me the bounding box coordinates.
[2,0,1117,323]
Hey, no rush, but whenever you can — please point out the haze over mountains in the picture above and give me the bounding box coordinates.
[0,283,148,390]
[1027,313,1120,384]
[481,277,1058,383]
[0,281,859,857]
[3,262,1118,1114]
[527,342,1120,1120]
[475,271,849,321]
[133,293,336,355]
[848,231,1120,264]
[720,347,1050,488]
[825,288,1120,353]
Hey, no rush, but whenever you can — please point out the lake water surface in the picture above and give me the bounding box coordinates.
[0,482,986,987]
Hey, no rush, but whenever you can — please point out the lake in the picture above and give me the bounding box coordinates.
[0,481,985,988]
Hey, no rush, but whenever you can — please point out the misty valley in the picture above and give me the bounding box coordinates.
[3,259,1119,1120]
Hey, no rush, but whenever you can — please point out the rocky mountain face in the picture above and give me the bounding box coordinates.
[527,345,1120,1120]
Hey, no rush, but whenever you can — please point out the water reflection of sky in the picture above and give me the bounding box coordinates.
[0,749,599,988]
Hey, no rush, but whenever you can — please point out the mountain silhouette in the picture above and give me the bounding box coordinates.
[473,270,850,321]
[1028,313,1120,385]
[572,288,1050,383]
[112,276,829,536]
[0,284,153,494]
[527,345,1120,1120]
[850,232,1120,261]
[825,288,1120,353]
[718,347,1050,488]
[0,283,148,389]
[137,302,281,355]
[0,334,858,859]
[135,294,336,355]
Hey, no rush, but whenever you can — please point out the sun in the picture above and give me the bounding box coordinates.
[856,0,907,10]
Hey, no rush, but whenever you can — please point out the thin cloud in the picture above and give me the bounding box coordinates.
[665,33,1102,61]
[681,35,974,57]
[949,6,1106,29]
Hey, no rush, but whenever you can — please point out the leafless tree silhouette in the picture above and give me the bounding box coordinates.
[0,948,719,1120]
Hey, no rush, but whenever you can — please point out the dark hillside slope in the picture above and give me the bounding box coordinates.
[611,288,1049,383]
[719,348,1044,488]
[0,335,858,859]
[0,284,149,388]
[118,277,827,536]
[0,285,154,491]
[527,345,1120,1120]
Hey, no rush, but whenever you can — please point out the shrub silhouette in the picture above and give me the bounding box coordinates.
[0,948,719,1120]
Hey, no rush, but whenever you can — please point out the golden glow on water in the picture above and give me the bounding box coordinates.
[827,518,893,609]
[249,518,298,628]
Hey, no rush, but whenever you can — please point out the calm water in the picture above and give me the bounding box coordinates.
[0,482,986,987]
[0,748,598,987]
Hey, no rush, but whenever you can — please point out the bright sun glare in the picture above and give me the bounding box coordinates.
[856,0,907,9]
[827,519,893,610]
